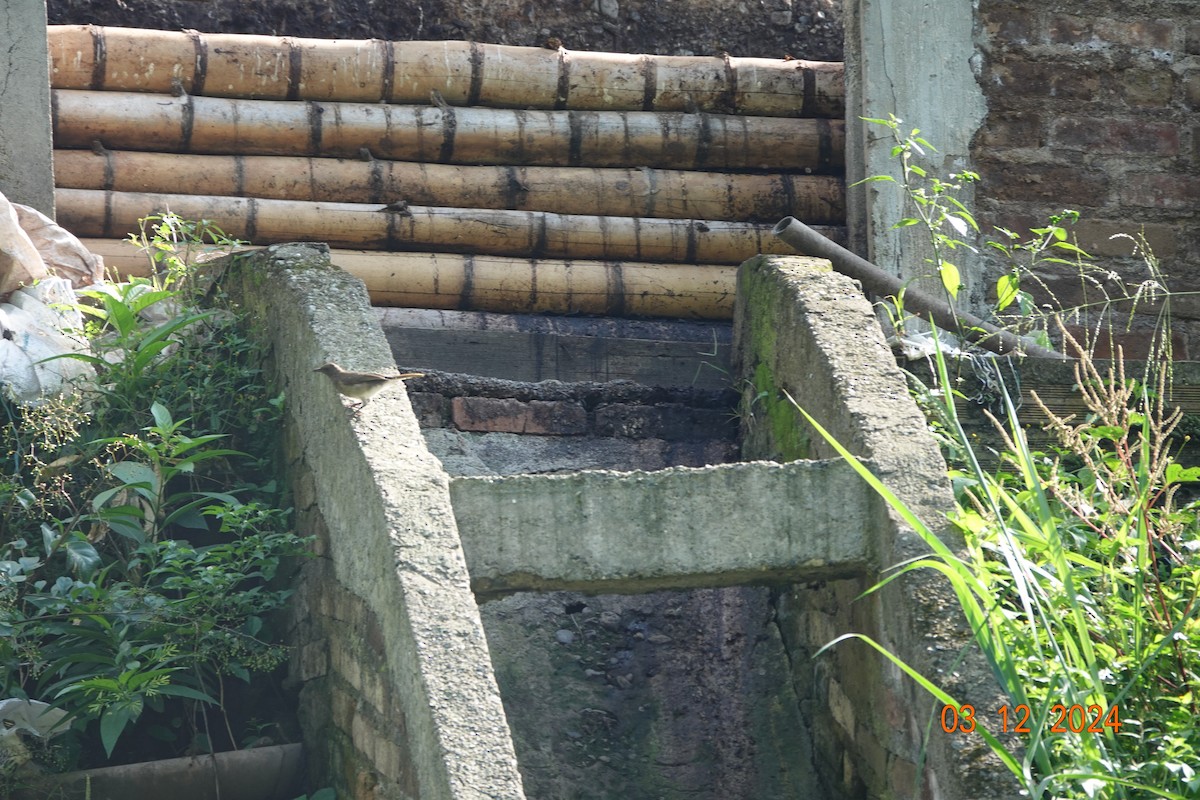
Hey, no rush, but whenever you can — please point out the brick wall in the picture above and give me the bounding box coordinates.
[408,377,741,472]
[975,0,1199,357]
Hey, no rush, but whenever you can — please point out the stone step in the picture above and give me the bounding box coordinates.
[381,307,733,390]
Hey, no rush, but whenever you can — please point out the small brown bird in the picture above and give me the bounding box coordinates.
[314,362,423,409]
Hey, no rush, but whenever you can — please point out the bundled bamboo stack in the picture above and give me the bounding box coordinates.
[49,24,847,318]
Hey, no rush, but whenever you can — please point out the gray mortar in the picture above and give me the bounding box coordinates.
[403,372,738,408]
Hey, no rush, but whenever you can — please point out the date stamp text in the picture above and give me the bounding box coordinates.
[940,704,1121,735]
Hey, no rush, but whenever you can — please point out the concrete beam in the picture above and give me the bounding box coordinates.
[452,459,874,597]
[0,0,55,215]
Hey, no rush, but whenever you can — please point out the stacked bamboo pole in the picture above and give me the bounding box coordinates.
[54,150,845,223]
[48,25,844,117]
[48,24,848,318]
[84,238,737,319]
[52,90,843,172]
[58,188,830,263]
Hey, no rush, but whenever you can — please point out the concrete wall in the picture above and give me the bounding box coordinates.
[845,0,988,308]
[207,249,1023,799]
[0,0,55,215]
[224,244,525,800]
[734,255,1019,800]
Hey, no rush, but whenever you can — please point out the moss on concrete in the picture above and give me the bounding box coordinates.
[736,261,810,461]
[749,362,809,461]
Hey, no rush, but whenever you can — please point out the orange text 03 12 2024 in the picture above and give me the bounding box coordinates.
[940,703,1121,735]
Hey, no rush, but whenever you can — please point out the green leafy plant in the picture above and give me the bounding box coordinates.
[0,215,300,774]
[799,332,1198,799]
[125,211,243,294]
[807,120,1197,798]
[88,401,244,547]
[859,114,981,311]
[860,115,1172,363]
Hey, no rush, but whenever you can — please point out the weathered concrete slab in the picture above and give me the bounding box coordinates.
[452,459,874,596]
[425,428,738,476]
[378,307,732,388]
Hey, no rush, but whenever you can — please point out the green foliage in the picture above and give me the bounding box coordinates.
[125,211,242,293]
[798,335,1200,799]
[811,118,1194,798]
[859,114,980,306]
[862,115,1172,362]
[947,349,1200,798]
[0,217,301,770]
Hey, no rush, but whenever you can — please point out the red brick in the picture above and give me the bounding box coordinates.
[1186,22,1200,54]
[982,9,1037,46]
[1048,16,1173,50]
[1022,268,1126,317]
[407,392,448,428]
[975,112,1045,148]
[990,59,1101,104]
[450,396,587,434]
[1120,68,1176,107]
[1185,71,1200,110]
[1060,324,1184,361]
[1051,118,1179,156]
[1166,292,1200,322]
[1121,174,1200,209]
[1070,220,1178,260]
[979,161,1110,207]
[593,403,735,440]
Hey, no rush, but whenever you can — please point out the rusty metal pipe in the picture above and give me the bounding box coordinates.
[772,216,1067,360]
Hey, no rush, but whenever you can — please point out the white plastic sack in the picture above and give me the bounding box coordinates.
[0,698,70,740]
[0,282,93,404]
[14,202,105,289]
[0,193,47,301]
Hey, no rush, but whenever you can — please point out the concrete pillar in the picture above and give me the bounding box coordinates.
[0,0,55,217]
[845,0,987,310]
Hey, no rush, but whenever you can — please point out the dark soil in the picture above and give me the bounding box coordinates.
[47,0,844,62]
